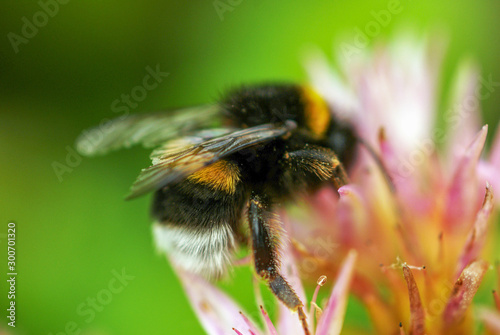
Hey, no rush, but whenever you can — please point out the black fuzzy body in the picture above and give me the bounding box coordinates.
[152,83,357,229]
[222,84,356,200]
[151,83,357,318]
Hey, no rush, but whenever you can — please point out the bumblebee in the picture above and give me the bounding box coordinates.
[77,84,357,333]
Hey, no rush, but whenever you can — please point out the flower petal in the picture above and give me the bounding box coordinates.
[304,48,359,120]
[340,33,442,157]
[444,125,488,229]
[491,124,500,168]
[478,308,500,333]
[498,262,500,301]
[443,259,489,326]
[337,185,367,247]
[479,125,500,205]
[177,268,260,335]
[238,312,260,335]
[444,62,482,162]
[493,290,500,311]
[260,306,278,335]
[316,250,357,335]
[277,215,308,335]
[455,184,494,276]
[402,264,426,335]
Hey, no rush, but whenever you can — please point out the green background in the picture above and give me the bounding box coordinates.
[1,1,500,334]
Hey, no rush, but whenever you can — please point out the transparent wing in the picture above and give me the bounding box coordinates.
[126,121,297,199]
[149,128,236,161]
[76,104,220,156]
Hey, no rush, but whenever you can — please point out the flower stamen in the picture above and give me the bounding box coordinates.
[238,311,259,335]
[437,232,444,264]
[232,327,244,335]
[383,257,425,271]
[260,305,278,335]
[308,275,327,333]
[399,322,406,335]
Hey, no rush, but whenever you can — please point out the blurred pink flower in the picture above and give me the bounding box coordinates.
[171,34,500,334]
[177,245,357,335]
[300,33,500,334]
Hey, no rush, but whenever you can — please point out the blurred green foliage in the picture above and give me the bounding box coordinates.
[1,1,499,334]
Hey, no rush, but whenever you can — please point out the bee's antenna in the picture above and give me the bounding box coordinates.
[356,135,396,194]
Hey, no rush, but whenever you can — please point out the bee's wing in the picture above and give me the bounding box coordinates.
[126,121,297,200]
[76,104,220,156]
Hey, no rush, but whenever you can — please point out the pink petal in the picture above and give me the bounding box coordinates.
[377,127,408,185]
[337,185,366,246]
[377,129,439,224]
[402,264,426,335]
[444,125,488,229]
[490,124,500,168]
[304,187,340,230]
[315,250,357,335]
[455,184,494,276]
[479,125,500,205]
[378,127,397,170]
[445,62,482,161]
[304,49,359,120]
[479,308,500,333]
[277,217,309,335]
[260,306,278,335]
[443,259,489,326]
[344,33,441,157]
[239,312,260,335]
[280,214,307,303]
[177,268,261,335]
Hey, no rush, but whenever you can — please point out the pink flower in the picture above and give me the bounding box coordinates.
[176,243,357,335]
[300,33,500,334]
[170,34,500,334]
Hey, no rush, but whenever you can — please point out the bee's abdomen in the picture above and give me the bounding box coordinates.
[151,160,245,226]
[153,221,236,279]
[151,160,246,278]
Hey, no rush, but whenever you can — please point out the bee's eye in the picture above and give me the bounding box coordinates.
[329,131,347,153]
[327,124,357,169]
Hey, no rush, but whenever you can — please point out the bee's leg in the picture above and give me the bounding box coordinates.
[285,146,350,190]
[248,193,310,335]
[327,150,350,190]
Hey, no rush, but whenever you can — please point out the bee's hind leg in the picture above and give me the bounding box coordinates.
[248,193,310,335]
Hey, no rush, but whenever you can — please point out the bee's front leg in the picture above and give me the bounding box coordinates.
[327,150,350,190]
[284,146,350,191]
[248,193,310,335]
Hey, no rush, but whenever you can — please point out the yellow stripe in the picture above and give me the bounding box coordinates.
[188,160,241,193]
[301,86,331,137]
